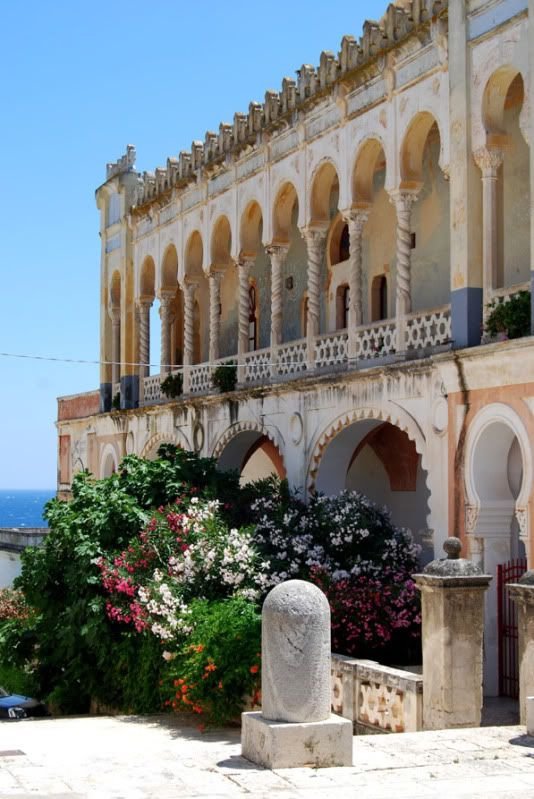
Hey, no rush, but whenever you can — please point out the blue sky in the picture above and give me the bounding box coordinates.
[0,0,386,489]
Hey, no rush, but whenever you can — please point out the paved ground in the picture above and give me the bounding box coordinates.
[1,715,534,798]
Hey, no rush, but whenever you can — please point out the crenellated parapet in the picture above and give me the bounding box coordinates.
[106,144,136,180]
[124,0,448,210]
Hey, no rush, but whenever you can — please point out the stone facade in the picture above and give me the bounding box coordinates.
[57,0,534,698]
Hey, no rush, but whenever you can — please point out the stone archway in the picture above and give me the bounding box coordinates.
[464,403,531,696]
[311,412,431,563]
[213,424,285,485]
[100,444,118,478]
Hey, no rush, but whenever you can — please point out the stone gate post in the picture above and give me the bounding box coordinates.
[508,572,534,726]
[414,537,492,730]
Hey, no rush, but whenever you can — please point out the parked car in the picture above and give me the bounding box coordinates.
[0,687,48,720]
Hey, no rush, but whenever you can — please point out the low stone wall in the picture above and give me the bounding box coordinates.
[0,528,49,588]
[331,653,423,734]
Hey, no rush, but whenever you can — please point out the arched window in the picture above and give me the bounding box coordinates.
[371,275,388,321]
[336,284,350,329]
[339,224,350,263]
[248,285,257,351]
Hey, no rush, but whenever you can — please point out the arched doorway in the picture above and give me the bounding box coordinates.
[215,429,286,486]
[466,407,530,696]
[313,417,432,561]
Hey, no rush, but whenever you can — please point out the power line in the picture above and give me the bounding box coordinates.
[0,351,322,369]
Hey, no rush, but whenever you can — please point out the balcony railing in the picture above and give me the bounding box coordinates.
[137,305,452,407]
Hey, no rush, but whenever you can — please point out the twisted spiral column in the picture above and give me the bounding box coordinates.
[302,227,327,340]
[158,291,175,375]
[237,258,254,384]
[183,281,197,393]
[344,207,369,326]
[208,271,222,363]
[109,305,121,387]
[266,244,289,347]
[238,258,253,354]
[390,189,420,351]
[136,298,151,379]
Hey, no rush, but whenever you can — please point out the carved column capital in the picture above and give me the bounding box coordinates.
[109,306,121,325]
[473,147,504,178]
[342,206,370,233]
[265,242,290,262]
[300,225,328,249]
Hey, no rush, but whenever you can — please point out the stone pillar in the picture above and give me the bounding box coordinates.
[183,280,197,393]
[301,227,328,370]
[473,147,504,308]
[109,306,121,388]
[242,580,352,769]
[509,572,534,726]
[237,257,253,383]
[159,291,175,376]
[266,243,288,378]
[208,271,222,364]
[448,1,484,349]
[414,537,492,730]
[390,189,420,352]
[266,244,288,348]
[136,297,151,379]
[343,207,370,359]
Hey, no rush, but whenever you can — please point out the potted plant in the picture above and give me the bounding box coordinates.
[211,361,237,393]
[484,290,531,341]
[161,372,183,399]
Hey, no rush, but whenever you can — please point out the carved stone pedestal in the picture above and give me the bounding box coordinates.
[414,538,492,730]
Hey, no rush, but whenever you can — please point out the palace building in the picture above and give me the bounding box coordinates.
[57,0,534,697]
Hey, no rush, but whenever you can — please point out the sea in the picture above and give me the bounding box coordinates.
[0,490,56,528]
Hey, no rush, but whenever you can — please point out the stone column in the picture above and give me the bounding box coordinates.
[266,244,288,348]
[109,306,121,388]
[509,572,534,726]
[208,271,222,364]
[237,257,253,383]
[159,290,175,376]
[390,189,420,352]
[414,537,492,730]
[301,227,328,370]
[473,147,504,308]
[343,207,370,359]
[182,280,197,393]
[241,579,352,769]
[266,244,288,378]
[136,297,151,379]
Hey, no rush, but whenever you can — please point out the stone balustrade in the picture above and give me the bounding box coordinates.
[137,308,453,404]
[330,653,423,734]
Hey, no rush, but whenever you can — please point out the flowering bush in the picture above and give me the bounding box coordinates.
[6,448,422,722]
[161,597,261,726]
[0,589,31,622]
[249,481,421,659]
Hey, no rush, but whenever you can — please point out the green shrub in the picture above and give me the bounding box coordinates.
[484,290,531,340]
[161,372,183,399]
[111,392,121,410]
[211,362,237,393]
[161,597,261,726]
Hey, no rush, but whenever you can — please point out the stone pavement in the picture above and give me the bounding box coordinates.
[1,715,534,798]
